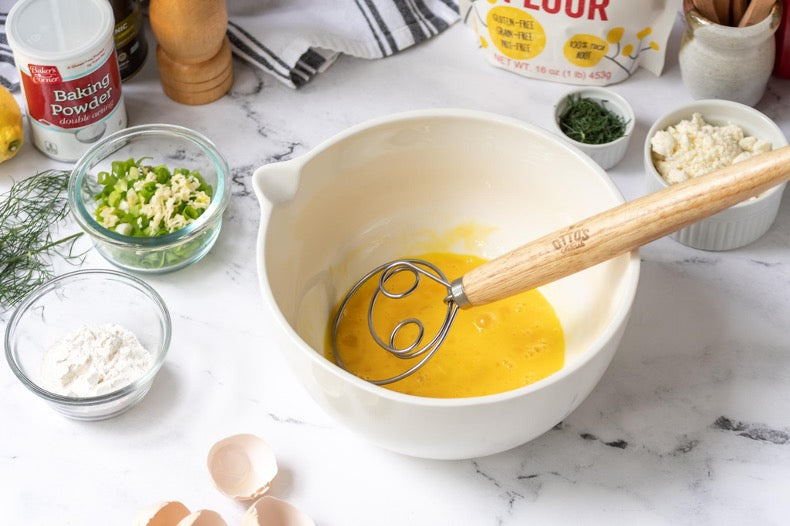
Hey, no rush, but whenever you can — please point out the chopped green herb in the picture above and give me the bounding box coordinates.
[559,94,628,145]
[0,170,84,308]
[93,158,213,237]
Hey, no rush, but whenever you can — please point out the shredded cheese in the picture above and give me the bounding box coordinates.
[650,113,771,184]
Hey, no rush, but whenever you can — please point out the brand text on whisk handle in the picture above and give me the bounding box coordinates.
[552,228,590,252]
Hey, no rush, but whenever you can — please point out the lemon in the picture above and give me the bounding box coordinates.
[0,85,24,163]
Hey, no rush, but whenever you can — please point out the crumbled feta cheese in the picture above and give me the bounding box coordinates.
[132,170,158,192]
[650,113,772,184]
[99,206,119,228]
[138,172,211,233]
[126,188,139,207]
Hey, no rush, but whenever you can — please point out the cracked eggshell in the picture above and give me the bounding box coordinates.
[136,501,190,526]
[176,509,227,526]
[241,496,315,526]
[207,433,278,501]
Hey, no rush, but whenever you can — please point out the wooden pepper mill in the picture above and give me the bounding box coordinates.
[148,0,233,105]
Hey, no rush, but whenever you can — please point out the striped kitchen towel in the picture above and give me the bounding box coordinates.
[227,0,460,88]
[0,0,459,91]
[0,9,17,91]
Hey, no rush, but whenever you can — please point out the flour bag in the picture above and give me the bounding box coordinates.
[460,0,679,85]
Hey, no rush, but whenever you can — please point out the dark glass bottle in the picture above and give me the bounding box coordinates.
[775,1,790,78]
[110,0,149,81]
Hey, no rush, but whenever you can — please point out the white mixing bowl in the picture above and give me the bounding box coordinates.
[253,109,640,459]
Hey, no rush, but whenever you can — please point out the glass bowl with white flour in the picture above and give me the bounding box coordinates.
[4,269,171,420]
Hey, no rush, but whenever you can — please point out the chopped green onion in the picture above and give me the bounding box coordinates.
[92,158,213,237]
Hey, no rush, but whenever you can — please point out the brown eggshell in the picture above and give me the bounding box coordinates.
[241,496,315,526]
[136,501,190,526]
[207,433,278,501]
[176,509,228,526]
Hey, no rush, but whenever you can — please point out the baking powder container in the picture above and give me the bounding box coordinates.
[6,0,128,162]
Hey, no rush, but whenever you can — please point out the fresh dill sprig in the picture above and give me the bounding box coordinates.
[559,94,628,145]
[0,170,84,309]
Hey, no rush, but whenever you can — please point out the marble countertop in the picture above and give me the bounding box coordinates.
[2,12,789,526]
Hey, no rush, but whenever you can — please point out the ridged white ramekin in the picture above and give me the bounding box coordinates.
[644,99,788,251]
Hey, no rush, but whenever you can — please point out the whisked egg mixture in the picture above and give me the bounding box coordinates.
[328,252,565,398]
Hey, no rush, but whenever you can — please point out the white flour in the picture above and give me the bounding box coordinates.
[41,323,152,397]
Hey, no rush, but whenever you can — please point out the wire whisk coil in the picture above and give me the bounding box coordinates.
[331,259,460,385]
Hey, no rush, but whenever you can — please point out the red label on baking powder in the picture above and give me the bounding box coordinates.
[20,51,122,130]
[28,64,62,83]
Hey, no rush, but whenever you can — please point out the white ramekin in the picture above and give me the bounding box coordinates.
[644,99,788,251]
[554,87,635,170]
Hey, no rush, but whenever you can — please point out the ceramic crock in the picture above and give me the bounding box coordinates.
[679,4,782,106]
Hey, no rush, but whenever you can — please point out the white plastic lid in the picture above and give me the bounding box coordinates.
[6,0,114,61]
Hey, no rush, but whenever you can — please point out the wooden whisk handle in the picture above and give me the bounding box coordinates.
[456,145,790,307]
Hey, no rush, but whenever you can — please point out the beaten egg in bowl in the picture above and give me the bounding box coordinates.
[329,251,565,398]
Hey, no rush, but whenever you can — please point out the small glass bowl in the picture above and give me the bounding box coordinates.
[4,269,171,420]
[68,124,230,274]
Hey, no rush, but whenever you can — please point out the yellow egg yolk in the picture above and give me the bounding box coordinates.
[328,252,565,398]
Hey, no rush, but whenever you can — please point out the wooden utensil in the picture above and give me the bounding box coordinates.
[148,0,233,105]
[693,0,720,23]
[455,145,790,305]
[713,0,731,25]
[731,0,748,25]
[738,0,776,27]
[333,146,790,384]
